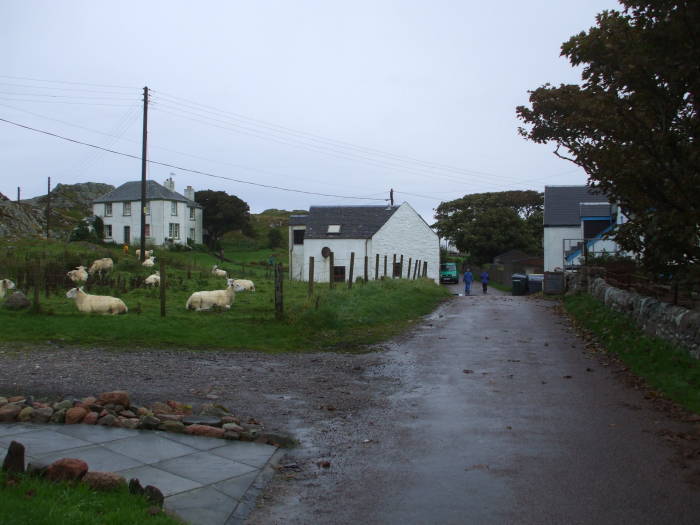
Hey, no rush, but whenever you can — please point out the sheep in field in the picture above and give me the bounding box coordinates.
[66,287,128,315]
[144,271,160,287]
[186,278,236,311]
[66,266,88,284]
[212,265,227,278]
[142,256,156,267]
[0,279,16,299]
[136,249,153,259]
[232,279,255,292]
[88,258,114,277]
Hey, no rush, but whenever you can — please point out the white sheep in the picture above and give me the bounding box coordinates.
[0,279,16,299]
[232,278,255,292]
[212,265,228,278]
[144,271,160,287]
[66,266,88,284]
[186,278,236,311]
[136,249,153,259]
[142,256,156,267]
[88,258,114,277]
[66,287,128,315]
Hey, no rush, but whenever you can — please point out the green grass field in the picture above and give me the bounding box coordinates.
[0,471,181,525]
[0,239,449,352]
[565,293,700,414]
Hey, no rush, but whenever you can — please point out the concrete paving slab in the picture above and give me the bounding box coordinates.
[0,423,42,437]
[116,464,203,497]
[102,432,198,464]
[36,444,142,472]
[213,470,259,501]
[155,450,259,485]
[0,428,91,456]
[165,485,238,524]
[52,424,140,443]
[209,441,277,468]
[158,431,229,451]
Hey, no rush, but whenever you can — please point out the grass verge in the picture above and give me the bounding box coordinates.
[0,471,181,525]
[564,293,700,414]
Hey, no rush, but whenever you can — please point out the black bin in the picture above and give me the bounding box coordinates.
[511,274,528,296]
[527,274,544,294]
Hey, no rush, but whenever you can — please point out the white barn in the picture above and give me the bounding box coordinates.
[92,177,203,246]
[288,202,440,283]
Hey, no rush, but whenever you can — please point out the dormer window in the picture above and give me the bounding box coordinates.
[327,224,341,234]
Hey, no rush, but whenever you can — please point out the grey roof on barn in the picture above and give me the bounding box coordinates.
[299,205,399,239]
[580,203,612,217]
[93,180,202,208]
[288,214,308,226]
[544,186,609,226]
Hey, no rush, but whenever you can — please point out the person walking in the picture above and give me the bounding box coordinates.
[463,268,474,296]
[480,269,489,294]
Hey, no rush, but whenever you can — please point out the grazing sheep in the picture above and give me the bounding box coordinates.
[144,271,160,287]
[88,258,114,277]
[66,265,88,284]
[232,279,255,292]
[66,287,128,315]
[212,265,228,278]
[0,279,16,299]
[136,249,153,259]
[186,278,236,311]
[142,256,156,267]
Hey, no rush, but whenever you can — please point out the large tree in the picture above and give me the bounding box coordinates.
[433,190,543,264]
[517,0,700,275]
[194,190,253,246]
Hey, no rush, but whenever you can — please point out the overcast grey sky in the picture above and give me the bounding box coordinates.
[1,0,620,221]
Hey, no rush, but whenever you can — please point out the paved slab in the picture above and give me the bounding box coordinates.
[0,422,281,524]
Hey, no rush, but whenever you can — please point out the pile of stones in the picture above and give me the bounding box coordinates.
[0,391,292,447]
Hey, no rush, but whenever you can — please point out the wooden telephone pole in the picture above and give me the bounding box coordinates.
[139,86,149,263]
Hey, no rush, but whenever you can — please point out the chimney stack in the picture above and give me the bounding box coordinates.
[164,176,175,191]
[184,185,195,201]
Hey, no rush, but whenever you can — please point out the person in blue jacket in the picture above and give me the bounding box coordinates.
[480,270,489,294]
[463,268,473,295]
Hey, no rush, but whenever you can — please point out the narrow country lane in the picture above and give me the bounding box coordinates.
[250,288,700,525]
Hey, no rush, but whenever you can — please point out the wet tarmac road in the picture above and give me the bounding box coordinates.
[251,286,700,524]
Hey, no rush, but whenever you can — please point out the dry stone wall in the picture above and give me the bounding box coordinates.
[588,277,700,359]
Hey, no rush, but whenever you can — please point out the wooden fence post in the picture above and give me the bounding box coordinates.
[32,263,41,313]
[308,256,315,297]
[329,252,335,289]
[423,261,428,277]
[364,255,368,283]
[375,254,379,281]
[348,252,355,289]
[384,255,388,278]
[414,259,420,279]
[159,258,166,317]
[407,257,412,280]
[275,262,284,320]
[399,255,404,278]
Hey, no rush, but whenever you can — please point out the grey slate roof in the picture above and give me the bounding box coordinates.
[580,202,612,217]
[93,180,202,208]
[288,214,308,226]
[299,205,399,239]
[544,186,609,226]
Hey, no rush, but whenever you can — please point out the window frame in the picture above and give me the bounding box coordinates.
[189,206,195,220]
[123,202,131,216]
[171,201,178,216]
[169,222,180,239]
[104,224,113,239]
[104,203,112,217]
[293,229,305,245]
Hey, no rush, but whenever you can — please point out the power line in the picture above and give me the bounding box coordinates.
[0,82,138,95]
[0,117,388,201]
[0,91,138,100]
[0,97,136,107]
[0,75,136,90]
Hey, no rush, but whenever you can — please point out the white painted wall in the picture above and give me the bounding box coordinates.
[93,199,202,246]
[544,226,580,271]
[289,226,306,281]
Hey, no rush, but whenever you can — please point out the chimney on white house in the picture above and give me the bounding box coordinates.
[184,185,195,201]
[164,177,175,191]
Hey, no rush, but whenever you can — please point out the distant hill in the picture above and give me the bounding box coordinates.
[222,208,308,250]
[0,182,114,239]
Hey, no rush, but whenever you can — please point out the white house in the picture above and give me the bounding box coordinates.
[543,185,628,271]
[288,202,440,283]
[92,177,203,246]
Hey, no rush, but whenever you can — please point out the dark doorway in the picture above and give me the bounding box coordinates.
[123,225,130,244]
[333,266,346,282]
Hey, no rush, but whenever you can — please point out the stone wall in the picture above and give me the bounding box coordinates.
[586,277,700,359]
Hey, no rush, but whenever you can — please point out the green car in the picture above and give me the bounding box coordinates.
[440,262,459,284]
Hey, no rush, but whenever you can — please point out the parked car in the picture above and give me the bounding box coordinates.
[440,262,459,284]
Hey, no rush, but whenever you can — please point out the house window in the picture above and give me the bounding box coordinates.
[171,202,178,216]
[169,223,180,239]
[123,202,131,216]
[293,229,305,245]
[189,228,195,241]
[189,206,195,220]
[104,224,112,239]
[333,266,345,282]
[104,203,112,217]
[327,224,341,234]
[144,224,151,238]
